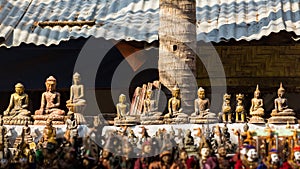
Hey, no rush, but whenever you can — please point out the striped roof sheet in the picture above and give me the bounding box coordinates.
[0,0,299,47]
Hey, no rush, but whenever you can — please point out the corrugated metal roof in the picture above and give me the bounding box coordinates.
[0,0,159,47]
[197,0,300,42]
[0,0,299,47]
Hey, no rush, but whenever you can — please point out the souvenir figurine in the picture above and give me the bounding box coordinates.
[220,93,232,123]
[66,72,86,124]
[287,146,300,169]
[33,76,65,125]
[3,83,32,125]
[170,148,198,169]
[164,85,188,124]
[114,94,138,126]
[190,87,217,124]
[39,119,56,147]
[64,111,78,146]
[134,140,156,169]
[182,129,197,152]
[249,85,265,123]
[235,93,246,123]
[268,83,296,124]
[217,146,231,169]
[199,142,219,169]
[140,89,163,125]
[236,145,259,169]
[258,148,280,169]
[149,150,174,169]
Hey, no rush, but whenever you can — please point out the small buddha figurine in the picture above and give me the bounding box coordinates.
[64,112,78,145]
[66,72,86,116]
[143,89,154,115]
[35,76,65,116]
[249,85,265,123]
[235,93,245,123]
[39,119,56,146]
[183,129,194,147]
[116,94,129,119]
[3,83,31,125]
[221,93,232,123]
[191,87,216,118]
[165,84,182,118]
[271,83,295,116]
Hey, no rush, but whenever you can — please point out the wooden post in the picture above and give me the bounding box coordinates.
[159,0,197,113]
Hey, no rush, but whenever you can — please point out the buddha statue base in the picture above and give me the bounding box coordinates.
[33,115,65,125]
[114,116,139,126]
[268,116,297,124]
[189,116,218,124]
[3,116,33,125]
[140,112,164,125]
[164,113,188,124]
[249,116,265,124]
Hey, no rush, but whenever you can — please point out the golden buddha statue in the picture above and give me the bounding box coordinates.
[165,84,182,118]
[143,89,153,115]
[271,83,295,116]
[39,119,56,146]
[268,83,296,123]
[249,85,265,123]
[3,83,31,125]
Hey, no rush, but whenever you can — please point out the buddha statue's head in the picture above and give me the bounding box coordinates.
[197,87,205,99]
[172,84,180,98]
[73,72,81,85]
[119,94,126,104]
[45,76,57,92]
[15,83,25,95]
[277,82,285,97]
[254,84,260,98]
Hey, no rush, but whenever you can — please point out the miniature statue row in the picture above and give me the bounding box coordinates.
[2,73,86,125]
[115,82,297,125]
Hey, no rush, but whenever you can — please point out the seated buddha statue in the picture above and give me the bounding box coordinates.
[191,87,216,118]
[66,72,86,124]
[116,94,129,119]
[3,83,31,125]
[143,89,153,115]
[34,76,65,125]
[35,76,65,116]
[66,72,86,113]
[250,85,264,116]
[271,83,295,116]
[39,119,56,146]
[249,85,265,123]
[164,84,182,118]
